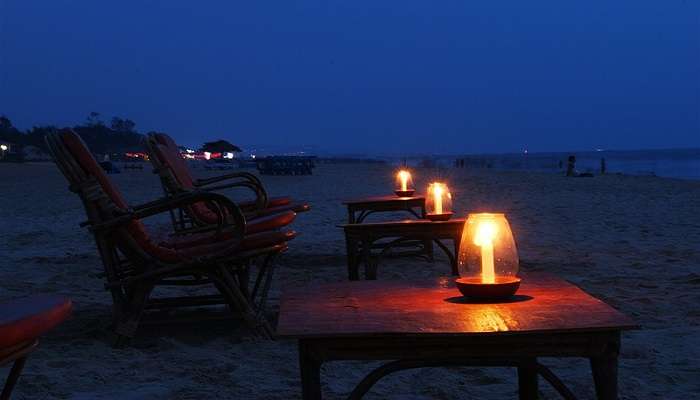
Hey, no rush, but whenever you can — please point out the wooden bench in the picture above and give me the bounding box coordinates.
[342,195,426,224]
[340,218,465,280]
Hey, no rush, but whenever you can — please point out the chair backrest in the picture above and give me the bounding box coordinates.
[144,133,196,192]
[46,129,182,263]
[145,132,229,226]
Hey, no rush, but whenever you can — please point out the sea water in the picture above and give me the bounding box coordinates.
[392,149,700,180]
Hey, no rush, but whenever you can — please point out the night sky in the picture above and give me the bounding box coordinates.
[1,1,698,154]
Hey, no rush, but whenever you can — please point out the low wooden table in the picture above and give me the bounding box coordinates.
[341,218,465,280]
[342,195,426,224]
[278,273,637,400]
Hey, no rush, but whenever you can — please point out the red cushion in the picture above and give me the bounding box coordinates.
[247,211,296,234]
[239,196,291,209]
[164,230,296,257]
[0,295,72,349]
[154,133,196,186]
[153,143,195,189]
[252,202,311,216]
[61,131,182,263]
[240,230,296,251]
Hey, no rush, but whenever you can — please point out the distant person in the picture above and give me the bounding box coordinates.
[565,155,594,177]
[566,155,576,177]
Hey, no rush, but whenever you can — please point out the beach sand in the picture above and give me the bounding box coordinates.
[1,162,699,399]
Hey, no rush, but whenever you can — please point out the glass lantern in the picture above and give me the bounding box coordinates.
[394,169,415,197]
[425,182,453,221]
[456,213,521,299]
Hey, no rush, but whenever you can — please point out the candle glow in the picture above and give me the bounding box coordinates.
[398,170,410,192]
[473,219,498,284]
[433,183,444,214]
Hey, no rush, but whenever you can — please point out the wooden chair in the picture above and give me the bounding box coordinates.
[1,295,71,400]
[144,132,309,233]
[46,129,293,342]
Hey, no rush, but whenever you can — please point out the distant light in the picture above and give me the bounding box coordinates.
[523,149,528,154]
[251,154,256,159]
[224,152,234,159]
[204,151,211,160]
[595,148,605,152]
[0,144,7,151]
[185,149,195,154]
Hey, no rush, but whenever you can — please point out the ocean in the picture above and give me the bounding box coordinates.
[389,148,700,180]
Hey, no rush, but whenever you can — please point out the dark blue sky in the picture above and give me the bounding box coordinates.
[1,1,698,154]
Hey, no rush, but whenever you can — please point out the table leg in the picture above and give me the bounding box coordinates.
[590,355,618,400]
[346,236,359,281]
[299,341,322,400]
[423,239,434,261]
[518,359,539,400]
[363,237,377,280]
[452,234,461,276]
[347,206,356,224]
[1,356,28,400]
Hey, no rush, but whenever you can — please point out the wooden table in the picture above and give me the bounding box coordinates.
[340,218,465,280]
[342,195,426,224]
[277,273,638,400]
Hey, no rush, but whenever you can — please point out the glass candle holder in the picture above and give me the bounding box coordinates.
[456,213,520,300]
[425,182,453,221]
[394,169,415,197]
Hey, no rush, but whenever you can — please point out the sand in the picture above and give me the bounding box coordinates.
[1,162,699,399]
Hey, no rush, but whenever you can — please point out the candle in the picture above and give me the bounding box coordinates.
[398,170,410,192]
[473,219,498,284]
[433,183,443,214]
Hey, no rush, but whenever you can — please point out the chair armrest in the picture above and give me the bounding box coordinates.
[198,180,269,211]
[89,191,246,241]
[194,172,262,188]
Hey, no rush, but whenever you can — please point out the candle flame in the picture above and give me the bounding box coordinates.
[398,170,410,192]
[432,182,444,214]
[474,218,498,284]
[474,219,498,246]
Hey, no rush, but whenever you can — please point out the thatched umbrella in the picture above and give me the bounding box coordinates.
[200,140,242,153]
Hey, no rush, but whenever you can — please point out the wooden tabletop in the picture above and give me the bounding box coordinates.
[342,195,425,205]
[277,273,637,338]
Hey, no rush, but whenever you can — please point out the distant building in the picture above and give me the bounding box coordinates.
[0,141,23,162]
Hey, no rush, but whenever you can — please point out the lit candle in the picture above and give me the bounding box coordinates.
[473,219,498,284]
[398,170,410,192]
[433,183,443,214]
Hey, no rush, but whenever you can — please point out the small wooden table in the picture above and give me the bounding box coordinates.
[341,218,465,280]
[278,273,638,400]
[342,195,426,224]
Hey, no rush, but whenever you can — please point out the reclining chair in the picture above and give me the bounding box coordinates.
[1,295,71,400]
[144,132,309,233]
[46,129,293,342]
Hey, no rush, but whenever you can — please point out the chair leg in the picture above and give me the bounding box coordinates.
[1,357,28,400]
[217,268,273,338]
[251,253,277,315]
[113,284,152,344]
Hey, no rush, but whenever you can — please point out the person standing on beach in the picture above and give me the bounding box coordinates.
[566,155,576,176]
